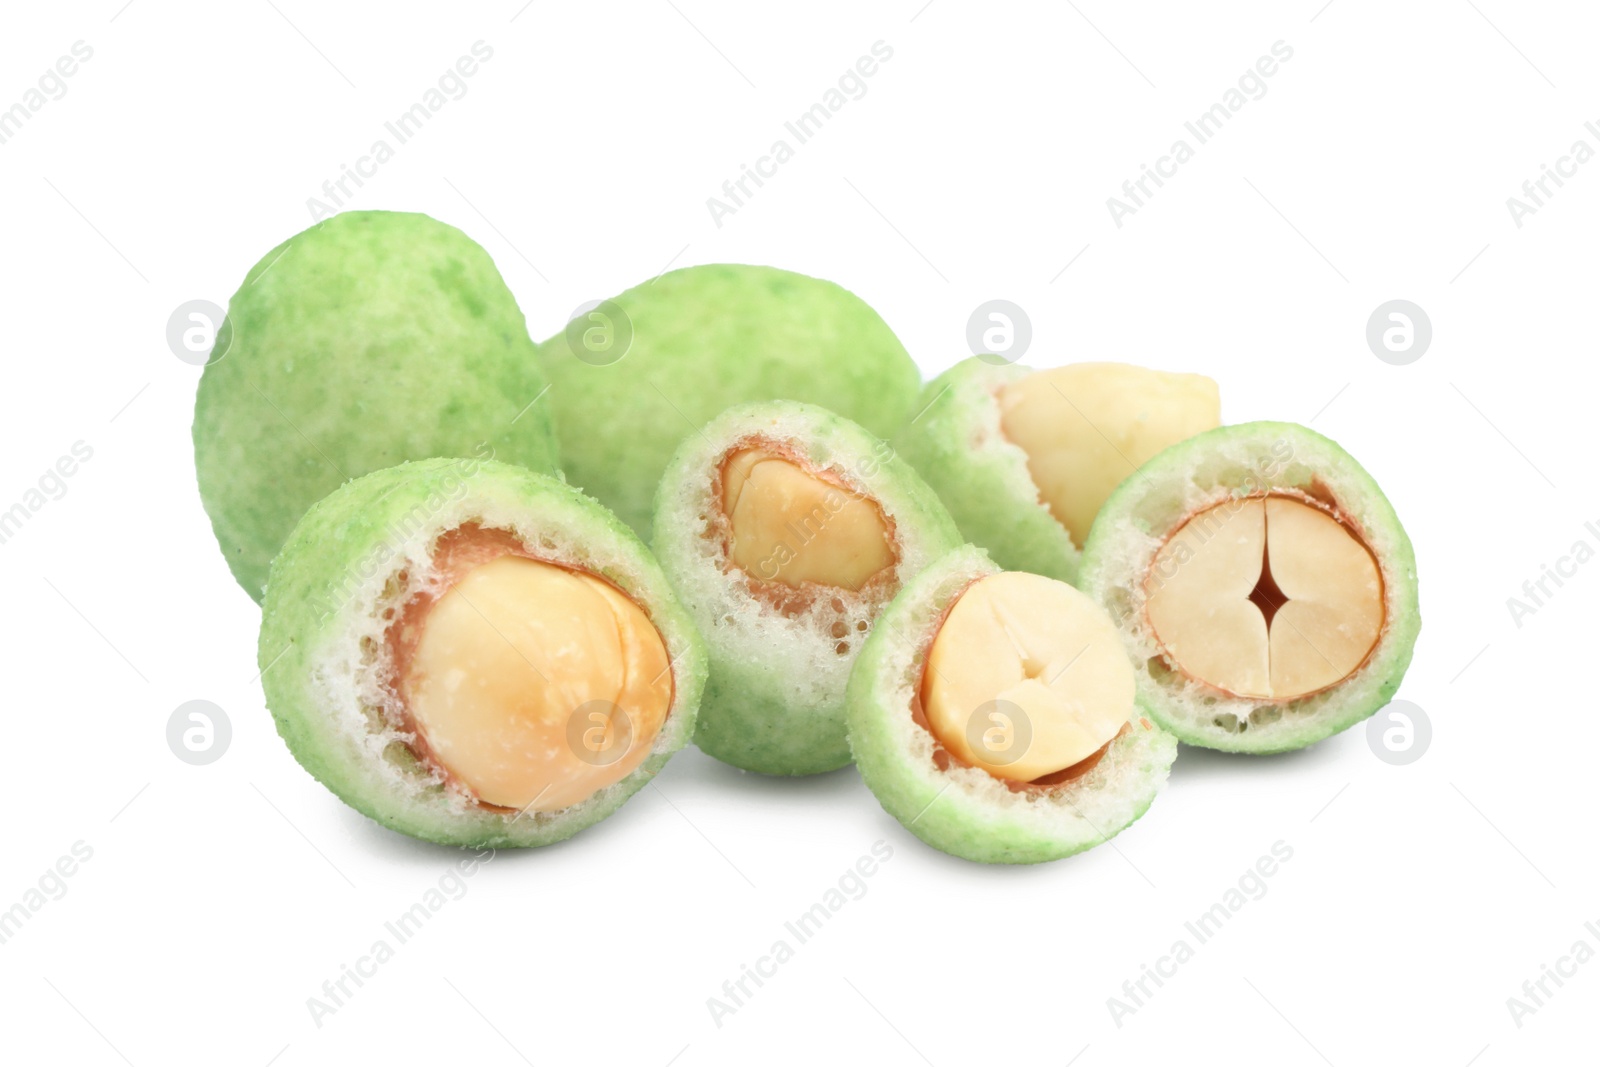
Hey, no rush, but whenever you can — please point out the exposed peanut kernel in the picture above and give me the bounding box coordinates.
[401,555,672,812]
[998,363,1220,547]
[920,572,1133,783]
[722,447,893,590]
[1144,494,1384,700]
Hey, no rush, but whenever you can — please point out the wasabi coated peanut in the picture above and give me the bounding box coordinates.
[259,458,706,848]
[1078,422,1421,753]
[896,358,1219,582]
[652,401,962,776]
[846,546,1177,864]
[194,210,559,601]
[540,264,921,537]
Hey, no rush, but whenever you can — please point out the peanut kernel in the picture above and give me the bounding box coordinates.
[1144,495,1384,700]
[999,363,1220,547]
[921,572,1133,783]
[722,448,893,590]
[402,555,672,811]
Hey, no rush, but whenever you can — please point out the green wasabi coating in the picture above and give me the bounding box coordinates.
[259,458,706,848]
[846,547,1178,864]
[652,401,962,776]
[539,264,921,537]
[893,357,1080,583]
[194,211,559,602]
[1078,421,1421,753]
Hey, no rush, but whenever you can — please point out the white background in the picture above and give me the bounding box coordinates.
[0,1,1592,1064]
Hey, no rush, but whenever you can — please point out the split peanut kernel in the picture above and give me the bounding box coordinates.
[998,363,1220,547]
[722,447,893,590]
[920,572,1133,783]
[401,555,672,812]
[1144,495,1384,700]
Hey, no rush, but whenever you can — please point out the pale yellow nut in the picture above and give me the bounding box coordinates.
[920,571,1133,783]
[1144,495,1384,700]
[722,447,893,590]
[999,363,1220,547]
[1144,497,1271,696]
[401,555,672,812]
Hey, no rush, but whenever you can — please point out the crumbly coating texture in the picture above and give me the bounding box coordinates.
[195,211,558,601]
[539,264,921,537]
[846,547,1177,864]
[894,358,1081,583]
[258,458,705,848]
[1078,422,1421,753]
[653,401,962,775]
